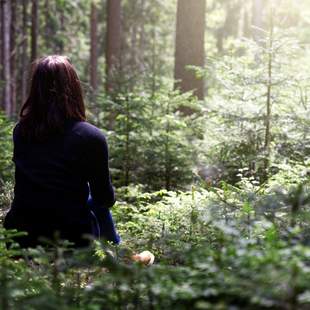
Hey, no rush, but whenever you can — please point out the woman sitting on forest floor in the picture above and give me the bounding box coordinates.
[4,55,153,265]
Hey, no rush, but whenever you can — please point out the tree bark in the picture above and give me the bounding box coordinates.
[57,7,65,54]
[106,0,121,93]
[44,0,51,51]
[263,11,274,179]
[21,0,28,103]
[0,2,2,83]
[216,2,241,52]
[252,0,264,41]
[31,0,38,62]
[174,0,205,101]
[10,0,16,116]
[1,0,11,116]
[90,1,98,92]
[243,4,251,38]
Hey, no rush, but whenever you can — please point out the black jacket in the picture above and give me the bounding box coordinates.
[4,120,115,247]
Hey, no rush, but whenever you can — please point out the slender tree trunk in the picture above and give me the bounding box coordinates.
[216,28,224,53]
[124,97,130,186]
[174,0,205,101]
[216,2,241,52]
[44,0,51,51]
[106,0,121,93]
[164,101,171,190]
[10,0,16,116]
[139,0,146,74]
[243,5,251,38]
[150,18,157,97]
[252,0,263,41]
[0,2,2,85]
[264,12,274,179]
[31,0,38,62]
[90,1,98,92]
[22,0,28,104]
[1,0,11,116]
[57,9,65,53]
[130,1,138,76]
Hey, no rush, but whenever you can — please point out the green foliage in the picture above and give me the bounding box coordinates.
[0,114,13,184]
[201,30,310,184]
[2,1,310,309]
[0,165,309,309]
[90,88,203,190]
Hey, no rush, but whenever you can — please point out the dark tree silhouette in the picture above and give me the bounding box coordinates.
[90,0,98,92]
[106,0,121,93]
[31,0,38,61]
[174,0,205,101]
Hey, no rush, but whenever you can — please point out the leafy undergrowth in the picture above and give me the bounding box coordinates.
[0,162,310,309]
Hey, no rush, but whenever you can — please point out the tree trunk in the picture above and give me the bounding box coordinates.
[124,97,130,186]
[10,0,16,116]
[252,0,263,41]
[90,1,98,92]
[216,2,241,52]
[243,4,251,38]
[31,0,38,61]
[263,11,274,180]
[0,2,2,84]
[174,0,205,101]
[106,0,121,93]
[129,1,138,75]
[21,0,28,103]
[57,8,65,54]
[1,0,11,116]
[164,101,171,190]
[216,28,224,53]
[44,0,51,51]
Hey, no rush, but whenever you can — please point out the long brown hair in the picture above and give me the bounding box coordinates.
[20,55,86,140]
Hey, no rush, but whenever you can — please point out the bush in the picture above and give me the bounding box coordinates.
[0,168,310,309]
[0,114,13,184]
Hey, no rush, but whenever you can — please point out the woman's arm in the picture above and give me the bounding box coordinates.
[86,130,115,208]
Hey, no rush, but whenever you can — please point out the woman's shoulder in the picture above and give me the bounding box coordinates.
[70,121,107,143]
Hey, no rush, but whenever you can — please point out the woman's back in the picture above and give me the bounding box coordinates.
[5,120,115,247]
[4,56,116,247]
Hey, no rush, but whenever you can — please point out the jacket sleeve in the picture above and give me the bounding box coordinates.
[86,131,115,208]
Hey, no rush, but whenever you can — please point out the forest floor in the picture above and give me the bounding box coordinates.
[1,164,310,309]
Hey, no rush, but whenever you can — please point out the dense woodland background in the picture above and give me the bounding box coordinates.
[0,0,310,309]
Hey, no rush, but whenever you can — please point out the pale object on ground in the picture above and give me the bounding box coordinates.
[131,251,155,266]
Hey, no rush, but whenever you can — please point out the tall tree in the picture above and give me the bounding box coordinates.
[56,3,65,54]
[1,0,11,115]
[90,0,98,92]
[44,0,52,51]
[31,0,38,61]
[10,0,16,116]
[105,0,121,93]
[21,0,28,104]
[174,0,205,100]
[243,2,251,38]
[252,0,264,41]
[217,0,242,52]
[0,3,2,74]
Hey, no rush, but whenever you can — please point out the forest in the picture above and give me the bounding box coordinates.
[0,0,310,309]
